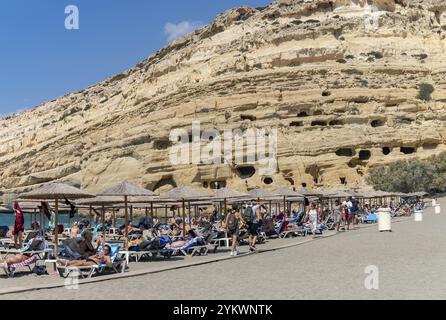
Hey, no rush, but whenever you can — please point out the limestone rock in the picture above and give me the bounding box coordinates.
[1,0,446,197]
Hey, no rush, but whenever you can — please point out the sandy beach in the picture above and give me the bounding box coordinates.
[1,198,444,300]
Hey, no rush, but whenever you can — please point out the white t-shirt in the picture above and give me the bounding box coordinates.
[251,205,259,223]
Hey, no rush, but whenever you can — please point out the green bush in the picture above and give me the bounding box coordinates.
[417,83,434,101]
[367,152,446,193]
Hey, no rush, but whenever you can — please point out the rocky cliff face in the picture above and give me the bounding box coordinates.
[1,0,446,199]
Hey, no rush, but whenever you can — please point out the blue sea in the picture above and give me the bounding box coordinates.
[0,212,132,229]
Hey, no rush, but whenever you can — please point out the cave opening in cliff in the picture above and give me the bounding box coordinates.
[340,177,347,185]
[202,182,209,188]
[336,148,354,157]
[359,150,371,160]
[153,176,177,192]
[311,120,327,126]
[290,121,303,127]
[400,147,416,154]
[240,114,256,122]
[236,166,256,179]
[371,119,384,127]
[301,183,307,188]
[297,111,309,117]
[423,143,438,150]
[322,90,331,97]
[382,147,391,155]
[305,165,320,185]
[263,177,273,185]
[329,120,343,126]
[154,139,171,150]
[210,181,226,189]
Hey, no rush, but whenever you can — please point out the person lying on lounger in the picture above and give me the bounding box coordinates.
[0,252,33,267]
[57,244,113,268]
[166,230,202,249]
[0,237,44,267]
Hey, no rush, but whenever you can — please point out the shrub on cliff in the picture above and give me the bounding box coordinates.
[367,152,446,193]
[417,83,434,101]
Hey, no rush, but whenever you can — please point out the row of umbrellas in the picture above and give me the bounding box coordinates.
[17,180,428,256]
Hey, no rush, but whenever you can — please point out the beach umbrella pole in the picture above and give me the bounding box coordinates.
[54,198,59,259]
[124,195,128,250]
[182,199,186,236]
[102,205,106,239]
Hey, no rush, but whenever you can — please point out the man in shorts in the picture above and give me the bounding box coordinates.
[247,201,263,252]
[341,198,352,230]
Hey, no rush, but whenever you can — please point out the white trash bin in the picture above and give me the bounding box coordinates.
[377,208,392,232]
[414,210,423,222]
[432,199,436,206]
[435,204,441,215]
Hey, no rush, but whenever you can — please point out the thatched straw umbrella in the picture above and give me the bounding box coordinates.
[274,188,304,214]
[213,188,249,218]
[97,181,156,248]
[20,182,95,257]
[76,196,123,237]
[158,186,211,235]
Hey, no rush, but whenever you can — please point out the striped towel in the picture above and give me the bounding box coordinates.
[10,255,37,270]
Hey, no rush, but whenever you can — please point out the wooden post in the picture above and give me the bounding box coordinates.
[124,196,129,250]
[188,200,192,228]
[102,205,106,238]
[54,198,59,258]
[182,199,186,236]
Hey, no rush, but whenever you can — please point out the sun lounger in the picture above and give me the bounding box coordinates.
[0,237,47,278]
[279,228,307,239]
[56,243,127,279]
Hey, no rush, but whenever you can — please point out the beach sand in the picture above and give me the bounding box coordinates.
[1,198,444,299]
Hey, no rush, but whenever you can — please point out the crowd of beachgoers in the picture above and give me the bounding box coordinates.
[0,182,428,280]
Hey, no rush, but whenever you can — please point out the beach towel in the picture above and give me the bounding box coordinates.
[64,197,77,219]
[9,255,37,270]
[40,201,52,220]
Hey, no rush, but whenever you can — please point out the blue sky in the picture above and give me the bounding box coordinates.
[0,0,270,115]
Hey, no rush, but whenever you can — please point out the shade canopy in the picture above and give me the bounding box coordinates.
[97,180,156,197]
[76,196,124,206]
[20,182,95,200]
[295,188,324,197]
[274,187,305,198]
[213,188,249,200]
[158,186,211,201]
[247,188,278,199]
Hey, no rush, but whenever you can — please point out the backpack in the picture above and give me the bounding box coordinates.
[227,213,238,230]
[242,206,254,223]
[351,200,359,212]
[32,265,48,276]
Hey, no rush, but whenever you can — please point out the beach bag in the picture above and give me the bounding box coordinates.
[32,265,48,276]
[242,206,254,223]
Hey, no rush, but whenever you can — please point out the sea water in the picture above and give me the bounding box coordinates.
[0,213,132,229]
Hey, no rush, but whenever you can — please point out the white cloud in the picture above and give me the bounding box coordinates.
[164,20,204,42]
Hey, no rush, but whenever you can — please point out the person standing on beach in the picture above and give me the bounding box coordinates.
[13,202,24,249]
[341,198,351,230]
[333,200,343,232]
[305,202,319,236]
[243,201,262,252]
[225,209,244,256]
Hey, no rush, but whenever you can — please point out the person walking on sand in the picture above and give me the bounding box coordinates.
[13,202,24,249]
[225,208,245,256]
[243,201,262,252]
[305,202,319,236]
